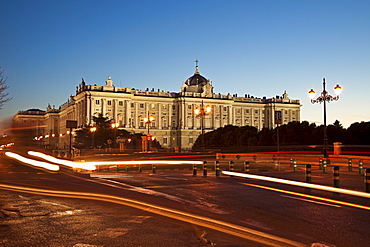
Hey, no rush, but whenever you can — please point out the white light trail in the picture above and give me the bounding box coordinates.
[28,151,97,171]
[27,151,203,169]
[5,152,60,171]
[85,160,204,166]
[222,171,370,199]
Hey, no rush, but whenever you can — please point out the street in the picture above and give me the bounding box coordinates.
[1,153,370,247]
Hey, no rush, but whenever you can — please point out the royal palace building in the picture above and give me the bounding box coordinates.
[14,63,301,150]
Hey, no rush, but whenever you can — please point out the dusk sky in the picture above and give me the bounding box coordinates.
[1,0,369,131]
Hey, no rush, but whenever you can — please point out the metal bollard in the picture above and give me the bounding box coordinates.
[306,164,312,183]
[293,159,297,169]
[319,158,323,170]
[365,168,370,193]
[229,160,234,172]
[203,161,207,177]
[215,161,220,177]
[322,159,327,173]
[290,158,293,167]
[152,164,156,174]
[359,160,364,175]
[244,161,250,174]
[193,164,197,176]
[333,166,340,188]
[348,158,352,172]
[293,162,298,172]
[138,164,142,172]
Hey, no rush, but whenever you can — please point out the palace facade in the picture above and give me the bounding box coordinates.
[14,63,301,150]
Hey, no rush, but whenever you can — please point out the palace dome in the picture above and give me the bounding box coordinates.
[185,73,208,86]
[184,61,208,86]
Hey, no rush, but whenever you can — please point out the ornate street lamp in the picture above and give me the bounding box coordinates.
[90,126,97,149]
[194,100,212,151]
[111,122,119,148]
[309,78,342,158]
[143,112,155,152]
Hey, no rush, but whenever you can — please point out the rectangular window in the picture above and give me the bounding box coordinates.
[131,103,134,108]
[119,101,123,106]
[95,100,100,105]
[163,138,168,144]
[140,103,144,108]
[255,110,259,114]
[151,103,155,109]
[189,137,193,144]
[107,100,112,106]
[246,109,249,113]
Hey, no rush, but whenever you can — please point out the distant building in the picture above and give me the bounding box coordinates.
[12,109,46,146]
[17,62,301,150]
[13,109,45,135]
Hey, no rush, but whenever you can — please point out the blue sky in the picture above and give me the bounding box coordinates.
[1,0,369,131]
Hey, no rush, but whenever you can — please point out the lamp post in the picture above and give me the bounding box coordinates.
[111,122,119,148]
[309,78,342,158]
[90,126,97,149]
[194,100,212,151]
[143,112,155,152]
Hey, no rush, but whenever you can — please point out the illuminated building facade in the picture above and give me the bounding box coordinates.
[19,63,302,150]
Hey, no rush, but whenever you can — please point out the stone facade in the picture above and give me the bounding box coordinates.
[15,64,301,150]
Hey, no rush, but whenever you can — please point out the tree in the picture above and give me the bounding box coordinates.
[74,114,132,149]
[346,121,370,145]
[0,67,12,109]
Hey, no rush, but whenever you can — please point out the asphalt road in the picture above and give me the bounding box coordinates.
[1,153,370,247]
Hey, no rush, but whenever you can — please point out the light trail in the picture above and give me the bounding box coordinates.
[5,152,60,171]
[28,151,203,167]
[222,171,370,199]
[28,151,96,170]
[0,183,306,247]
[241,183,370,211]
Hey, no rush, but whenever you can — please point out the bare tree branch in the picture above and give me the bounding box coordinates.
[0,67,12,109]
